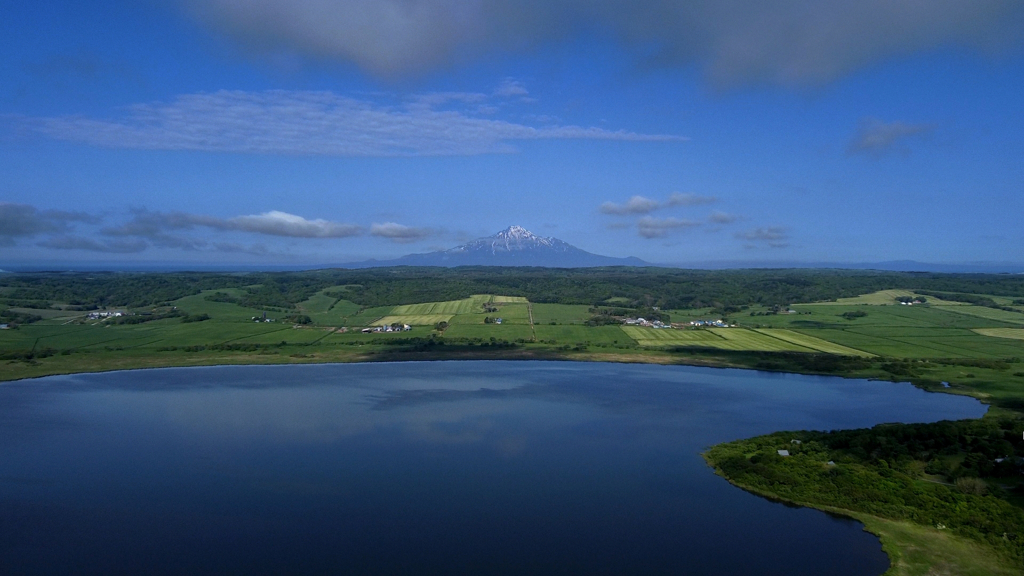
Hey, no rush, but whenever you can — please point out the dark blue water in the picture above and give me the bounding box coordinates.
[0,361,985,575]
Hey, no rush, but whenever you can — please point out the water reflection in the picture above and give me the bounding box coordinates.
[0,361,984,575]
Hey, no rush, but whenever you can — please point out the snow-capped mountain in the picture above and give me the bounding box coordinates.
[346,226,648,268]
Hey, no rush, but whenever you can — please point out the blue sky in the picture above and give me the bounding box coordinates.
[2,0,1023,268]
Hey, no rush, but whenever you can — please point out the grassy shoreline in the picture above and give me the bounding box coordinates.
[697,466,1021,576]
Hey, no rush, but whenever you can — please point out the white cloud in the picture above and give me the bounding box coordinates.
[369,222,434,243]
[25,89,683,157]
[228,211,363,238]
[599,195,662,215]
[666,192,717,206]
[637,216,699,238]
[736,226,790,248]
[494,78,529,97]
[182,0,1024,86]
[600,192,716,216]
[708,211,737,224]
[847,118,935,157]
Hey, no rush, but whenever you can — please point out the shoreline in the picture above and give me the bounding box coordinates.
[696,462,1021,576]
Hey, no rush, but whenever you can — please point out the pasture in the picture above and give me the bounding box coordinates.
[390,295,494,316]
[531,303,592,325]
[372,314,452,326]
[534,325,626,346]
[973,328,1024,341]
[752,329,873,356]
[443,324,535,341]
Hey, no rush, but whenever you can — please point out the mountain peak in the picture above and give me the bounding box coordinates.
[496,225,538,241]
[348,224,648,268]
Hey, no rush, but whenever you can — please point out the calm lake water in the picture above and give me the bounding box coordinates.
[0,361,985,575]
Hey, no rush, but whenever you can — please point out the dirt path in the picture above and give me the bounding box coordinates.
[528,302,536,342]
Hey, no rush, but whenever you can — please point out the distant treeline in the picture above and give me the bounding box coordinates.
[5,267,1024,312]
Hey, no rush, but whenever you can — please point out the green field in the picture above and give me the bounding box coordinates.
[391,295,496,316]
[531,303,592,324]
[622,326,815,352]
[491,295,528,303]
[813,289,964,306]
[372,314,452,326]
[973,328,1024,341]
[534,325,626,346]
[443,323,535,341]
[753,329,874,356]
[938,305,1024,325]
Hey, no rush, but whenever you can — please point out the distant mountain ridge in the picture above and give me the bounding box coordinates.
[347,226,648,268]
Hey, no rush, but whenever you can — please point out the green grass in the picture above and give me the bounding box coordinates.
[974,328,1024,341]
[491,295,528,303]
[939,305,1024,325]
[443,324,535,341]
[534,325,627,346]
[531,303,592,324]
[753,329,874,356]
[372,314,452,326]
[621,326,814,352]
[390,294,499,316]
[448,303,531,325]
[813,289,965,306]
[344,306,395,326]
[857,514,1020,576]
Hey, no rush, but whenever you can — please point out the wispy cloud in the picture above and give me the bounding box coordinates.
[599,196,662,215]
[0,203,63,245]
[708,211,737,224]
[666,192,717,206]
[637,216,700,239]
[184,0,1024,86]
[370,222,434,243]
[736,226,790,248]
[847,118,935,157]
[600,192,715,216]
[23,89,684,157]
[228,211,363,238]
[38,235,147,253]
[102,208,362,240]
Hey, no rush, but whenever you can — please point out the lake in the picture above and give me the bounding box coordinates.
[0,361,986,575]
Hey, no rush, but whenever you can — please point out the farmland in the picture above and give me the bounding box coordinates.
[4,272,1024,378]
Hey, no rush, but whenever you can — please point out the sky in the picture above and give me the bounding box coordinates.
[2,0,1023,269]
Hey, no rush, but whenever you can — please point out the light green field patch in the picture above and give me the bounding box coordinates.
[296,292,338,314]
[371,314,453,327]
[623,326,811,352]
[939,305,1024,325]
[973,328,1024,340]
[621,326,727,346]
[754,329,874,356]
[491,295,528,303]
[391,296,491,316]
[707,328,815,352]
[448,303,531,325]
[812,289,961,306]
[602,297,632,305]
